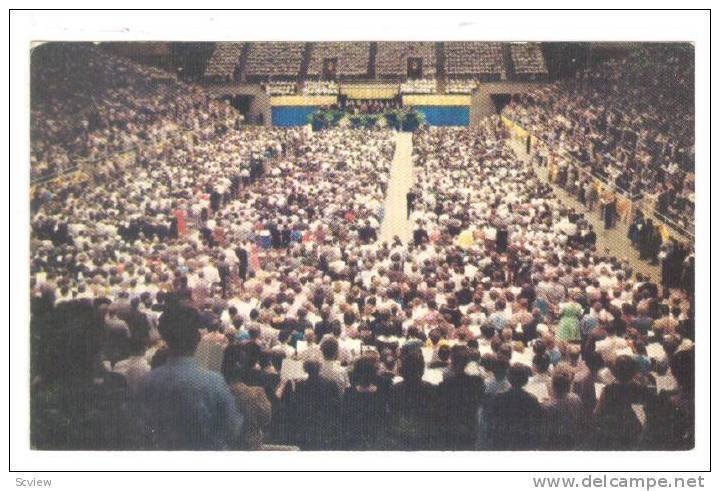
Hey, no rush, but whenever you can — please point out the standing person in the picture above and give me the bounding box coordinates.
[495,226,509,254]
[483,363,546,450]
[413,220,428,247]
[221,346,272,450]
[341,355,388,450]
[235,241,249,282]
[173,205,187,239]
[388,349,440,450]
[287,360,342,450]
[592,355,650,450]
[31,300,134,450]
[604,194,617,230]
[586,182,599,212]
[210,188,221,214]
[406,189,417,219]
[544,372,586,449]
[438,345,485,450]
[140,304,244,450]
[217,256,231,299]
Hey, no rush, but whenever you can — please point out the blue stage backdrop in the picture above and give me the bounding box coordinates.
[414,106,469,126]
[271,106,318,127]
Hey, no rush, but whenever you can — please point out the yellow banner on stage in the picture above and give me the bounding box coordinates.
[341,84,398,99]
[402,94,471,106]
[270,95,337,107]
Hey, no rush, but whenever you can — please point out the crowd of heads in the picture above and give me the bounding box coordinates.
[503,44,694,230]
[29,44,694,451]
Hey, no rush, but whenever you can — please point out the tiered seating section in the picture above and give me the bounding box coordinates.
[264,81,296,95]
[31,43,221,183]
[445,42,505,78]
[204,42,244,81]
[245,42,305,78]
[510,42,548,76]
[446,79,478,94]
[202,42,550,84]
[376,42,436,78]
[303,80,339,95]
[400,79,437,94]
[307,42,371,78]
[503,44,693,232]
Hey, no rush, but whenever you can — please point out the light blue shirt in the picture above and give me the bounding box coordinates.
[487,312,509,332]
[141,356,243,449]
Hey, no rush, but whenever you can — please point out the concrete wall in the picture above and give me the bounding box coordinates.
[470,81,545,127]
[203,83,272,127]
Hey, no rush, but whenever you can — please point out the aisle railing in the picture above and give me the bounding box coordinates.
[501,116,694,241]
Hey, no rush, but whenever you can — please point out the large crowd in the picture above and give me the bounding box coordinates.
[29,45,694,452]
[502,45,694,233]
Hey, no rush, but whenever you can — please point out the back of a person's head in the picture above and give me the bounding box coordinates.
[437,344,451,362]
[320,336,339,361]
[352,356,378,387]
[158,304,201,356]
[303,359,321,379]
[585,351,605,372]
[221,343,250,383]
[552,372,572,398]
[399,350,425,382]
[248,325,261,340]
[44,300,103,381]
[670,348,694,392]
[491,355,510,378]
[611,355,638,384]
[480,323,495,340]
[450,344,470,372]
[508,363,532,389]
[533,352,551,374]
[332,322,342,337]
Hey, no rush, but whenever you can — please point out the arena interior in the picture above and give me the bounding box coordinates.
[29,41,694,451]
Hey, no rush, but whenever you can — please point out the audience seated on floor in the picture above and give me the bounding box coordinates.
[29,43,695,452]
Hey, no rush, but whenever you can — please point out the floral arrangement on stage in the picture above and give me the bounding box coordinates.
[308,108,424,131]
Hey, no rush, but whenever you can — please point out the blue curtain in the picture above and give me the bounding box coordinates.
[414,106,469,126]
[271,106,318,127]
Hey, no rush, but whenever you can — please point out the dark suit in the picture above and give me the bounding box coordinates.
[484,388,546,450]
[235,247,248,281]
[413,228,428,246]
[437,372,485,450]
[359,225,376,244]
[287,377,341,450]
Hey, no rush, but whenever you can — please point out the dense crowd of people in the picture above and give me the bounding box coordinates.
[503,45,694,233]
[29,45,694,452]
[536,141,694,277]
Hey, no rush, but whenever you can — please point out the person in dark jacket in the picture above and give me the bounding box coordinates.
[437,345,485,450]
[341,355,388,450]
[286,360,341,450]
[235,244,249,281]
[483,363,546,450]
[388,349,440,449]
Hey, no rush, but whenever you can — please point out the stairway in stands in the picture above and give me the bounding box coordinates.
[436,42,446,93]
[368,42,377,79]
[298,43,313,90]
[503,43,515,80]
[237,42,250,82]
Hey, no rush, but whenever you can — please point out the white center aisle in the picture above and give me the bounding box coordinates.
[379,131,414,244]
